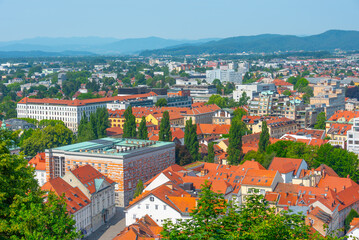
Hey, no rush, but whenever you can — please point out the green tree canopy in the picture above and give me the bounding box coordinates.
[159,111,172,142]
[184,118,200,161]
[155,98,168,107]
[175,144,193,166]
[138,116,148,140]
[227,118,244,165]
[161,183,315,240]
[238,91,250,106]
[0,151,80,239]
[21,123,75,157]
[345,209,359,233]
[206,142,215,163]
[123,106,137,138]
[133,179,144,199]
[314,112,326,130]
[258,121,270,152]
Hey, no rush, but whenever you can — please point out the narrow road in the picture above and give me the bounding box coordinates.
[84,207,126,240]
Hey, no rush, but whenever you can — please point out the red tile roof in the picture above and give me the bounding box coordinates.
[268,157,303,175]
[241,169,278,187]
[18,92,157,106]
[328,110,359,123]
[113,215,162,240]
[70,165,115,194]
[28,152,46,171]
[41,177,91,214]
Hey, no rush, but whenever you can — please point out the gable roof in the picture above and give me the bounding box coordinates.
[70,165,115,194]
[241,169,278,187]
[41,177,91,214]
[268,157,304,175]
[113,215,162,240]
[28,152,46,171]
[127,184,193,214]
[317,175,358,193]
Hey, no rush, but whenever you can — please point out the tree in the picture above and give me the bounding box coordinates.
[233,108,247,122]
[96,107,110,138]
[21,123,75,157]
[78,112,96,142]
[161,183,314,240]
[155,98,168,107]
[123,106,137,138]
[314,112,326,130]
[345,209,359,233]
[184,118,200,161]
[133,179,144,199]
[0,151,80,239]
[159,111,172,142]
[259,121,270,152]
[283,90,292,96]
[227,118,243,165]
[138,116,148,140]
[238,91,250,106]
[207,142,215,163]
[175,144,193,166]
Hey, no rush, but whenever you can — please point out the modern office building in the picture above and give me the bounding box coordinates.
[45,137,175,207]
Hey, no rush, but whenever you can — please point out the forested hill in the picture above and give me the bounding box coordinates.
[140,30,359,56]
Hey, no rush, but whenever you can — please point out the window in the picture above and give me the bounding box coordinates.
[155,205,158,210]
[133,214,136,219]
[163,205,166,210]
[138,205,141,209]
[146,204,149,209]
[150,197,154,202]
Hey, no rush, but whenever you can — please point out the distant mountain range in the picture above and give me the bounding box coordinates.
[0,30,358,57]
[140,30,359,56]
[0,37,219,56]
[0,50,96,58]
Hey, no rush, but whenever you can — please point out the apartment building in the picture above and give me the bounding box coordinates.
[45,137,175,207]
[347,117,359,155]
[233,83,276,101]
[310,79,345,118]
[206,69,242,84]
[252,117,297,139]
[16,93,156,132]
[212,109,233,125]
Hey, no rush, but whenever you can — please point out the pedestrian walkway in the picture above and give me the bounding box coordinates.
[84,207,126,240]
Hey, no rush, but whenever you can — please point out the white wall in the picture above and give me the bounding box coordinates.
[126,194,189,226]
[35,170,46,186]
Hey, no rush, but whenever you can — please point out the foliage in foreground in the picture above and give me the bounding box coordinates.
[0,145,80,239]
[161,183,343,240]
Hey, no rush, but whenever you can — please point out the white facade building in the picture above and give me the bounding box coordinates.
[233,83,276,101]
[28,153,47,186]
[347,117,359,155]
[62,165,117,232]
[16,94,154,132]
[125,184,194,227]
[206,69,242,84]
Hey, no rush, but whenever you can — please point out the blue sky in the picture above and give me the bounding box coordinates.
[0,0,358,41]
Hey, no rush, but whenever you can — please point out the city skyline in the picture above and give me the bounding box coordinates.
[0,0,358,41]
